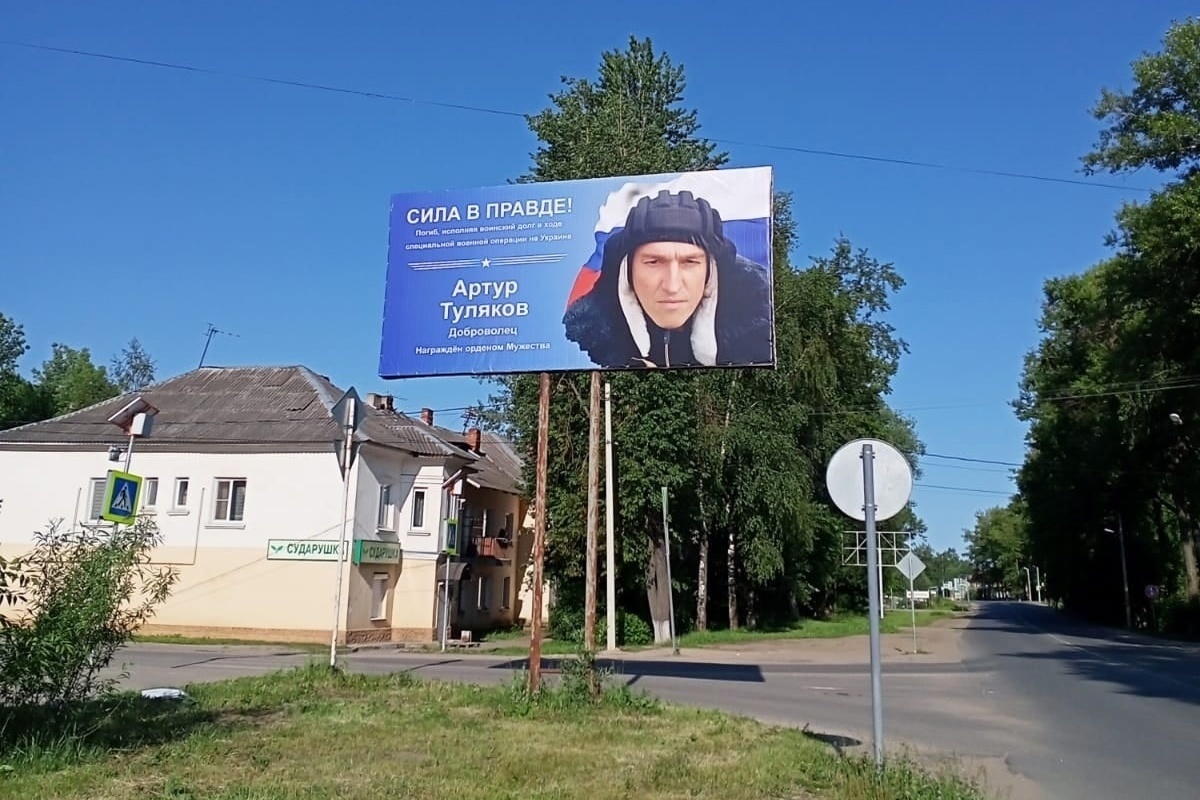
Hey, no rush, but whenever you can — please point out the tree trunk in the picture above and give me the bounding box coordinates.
[695,379,735,633]
[646,531,673,643]
[1170,494,1200,598]
[726,524,739,629]
[696,523,709,631]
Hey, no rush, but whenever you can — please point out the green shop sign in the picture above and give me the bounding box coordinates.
[353,540,402,565]
[266,539,345,562]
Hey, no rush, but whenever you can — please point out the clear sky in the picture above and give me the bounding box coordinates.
[1,2,1187,553]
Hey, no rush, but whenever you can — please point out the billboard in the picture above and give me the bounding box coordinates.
[379,166,775,378]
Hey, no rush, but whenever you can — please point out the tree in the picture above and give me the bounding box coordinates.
[0,312,27,375]
[487,38,922,640]
[0,312,52,430]
[110,338,157,392]
[33,344,120,415]
[1082,18,1200,178]
[1015,19,1200,629]
[964,504,1028,598]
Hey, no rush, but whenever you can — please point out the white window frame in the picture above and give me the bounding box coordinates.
[142,477,159,511]
[170,477,190,513]
[211,478,248,525]
[410,488,427,531]
[87,477,106,521]
[370,572,390,621]
[377,484,394,530]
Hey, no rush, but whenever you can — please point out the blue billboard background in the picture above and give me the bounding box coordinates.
[379,166,775,379]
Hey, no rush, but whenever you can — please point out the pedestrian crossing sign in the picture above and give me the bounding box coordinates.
[101,469,143,524]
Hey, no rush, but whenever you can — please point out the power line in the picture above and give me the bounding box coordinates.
[923,452,1022,467]
[0,39,1151,194]
[915,483,1014,496]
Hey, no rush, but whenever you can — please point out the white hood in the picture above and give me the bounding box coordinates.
[616,256,719,366]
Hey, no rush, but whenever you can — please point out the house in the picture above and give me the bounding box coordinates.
[0,365,533,645]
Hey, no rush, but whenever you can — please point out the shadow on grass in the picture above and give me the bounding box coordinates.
[0,692,272,771]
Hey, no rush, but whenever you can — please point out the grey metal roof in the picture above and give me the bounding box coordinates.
[419,421,524,495]
[0,366,469,460]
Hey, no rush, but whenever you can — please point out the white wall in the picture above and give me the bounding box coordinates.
[0,449,347,552]
[352,448,450,560]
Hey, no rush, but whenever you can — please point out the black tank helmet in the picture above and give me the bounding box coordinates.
[603,189,736,274]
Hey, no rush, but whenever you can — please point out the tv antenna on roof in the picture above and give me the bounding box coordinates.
[198,323,240,368]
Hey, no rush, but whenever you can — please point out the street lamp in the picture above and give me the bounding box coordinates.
[1170,412,1183,426]
[1034,566,1042,604]
[1022,566,1032,603]
[106,396,158,473]
[1103,519,1133,629]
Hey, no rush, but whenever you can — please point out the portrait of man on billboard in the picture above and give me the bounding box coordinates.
[562,188,774,369]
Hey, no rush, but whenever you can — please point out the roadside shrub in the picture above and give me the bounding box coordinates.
[0,517,179,710]
[549,605,655,647]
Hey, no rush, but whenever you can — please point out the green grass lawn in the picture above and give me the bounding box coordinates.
[673,608,958,649]
[0,665,986,799]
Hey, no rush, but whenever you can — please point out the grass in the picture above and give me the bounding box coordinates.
[0,664,986,800]
[669,608,958,649]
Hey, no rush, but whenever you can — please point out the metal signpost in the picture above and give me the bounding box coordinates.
[328,389,364,671]
[826,437,914,768]
[894,550,926,655]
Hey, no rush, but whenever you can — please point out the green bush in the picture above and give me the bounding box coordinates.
[1160,595,1200,639]
[548,605,654,647]
[0,517,178,710]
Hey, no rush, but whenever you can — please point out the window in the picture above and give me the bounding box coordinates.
[411,489,426,529]
[88,478,106,521]
[370,573,389,621]
[477,575,490,610]
[377,484,394,530]
[502,576,512,610]
[143,478,159,509]
[504,513,515,538]
[173,478,189,509]
[213,478,247,522]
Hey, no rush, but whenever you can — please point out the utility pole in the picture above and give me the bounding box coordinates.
[584,372,601,652]
[1118,516,1132,629]
[527,372,551,692]
[604,380,617,652]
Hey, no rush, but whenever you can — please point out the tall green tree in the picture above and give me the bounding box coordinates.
[33,344,120,415]
[487,37,922,639]
[110,337,157,392]
[0,312,52,430]
[1016,19,1200,628]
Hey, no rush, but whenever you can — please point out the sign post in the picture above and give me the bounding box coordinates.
[826,438,914,768]
[895,550,926,655]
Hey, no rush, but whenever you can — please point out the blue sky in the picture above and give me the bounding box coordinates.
[1,2,1187,552]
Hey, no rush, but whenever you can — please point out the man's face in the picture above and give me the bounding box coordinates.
[629,241,708,330]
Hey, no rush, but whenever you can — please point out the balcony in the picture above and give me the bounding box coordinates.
[471,535,513,560]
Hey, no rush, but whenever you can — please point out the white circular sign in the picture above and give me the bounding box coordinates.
[825,438,914,522]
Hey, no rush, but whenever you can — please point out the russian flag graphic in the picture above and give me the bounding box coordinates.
[564,169,773,310]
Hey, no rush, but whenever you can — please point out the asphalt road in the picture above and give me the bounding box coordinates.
[110,602,1200,800]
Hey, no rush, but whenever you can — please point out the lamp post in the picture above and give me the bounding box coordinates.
[1103,519,1133,629]
[1034,566,1042,604]
[1021,566,1032,603]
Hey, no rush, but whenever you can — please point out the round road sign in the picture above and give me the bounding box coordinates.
[1145,584,1160,601]
[825,438,914,523]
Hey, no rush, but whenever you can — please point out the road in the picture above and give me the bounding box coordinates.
[110,602,1200,800]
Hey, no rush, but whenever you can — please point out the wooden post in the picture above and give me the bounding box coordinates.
[584,371,601,652]
[528,372,551,692]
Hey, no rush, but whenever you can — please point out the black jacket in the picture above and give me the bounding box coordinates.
[562,252,775,369]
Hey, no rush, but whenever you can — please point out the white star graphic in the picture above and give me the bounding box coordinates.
[481,258,491,268]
